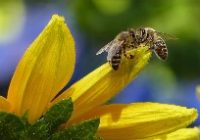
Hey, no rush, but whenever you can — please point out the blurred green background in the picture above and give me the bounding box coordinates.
[0,0,200,124]
[69,0,200,78]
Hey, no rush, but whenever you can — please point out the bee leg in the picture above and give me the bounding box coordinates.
[123,45,135,59]
[108,60,112,65]
[147,42,154,52]
[129,54,134,59]
[127,54,134,59]
[124,52,134,59]
[122,47,129,59]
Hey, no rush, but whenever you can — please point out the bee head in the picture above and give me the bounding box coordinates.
[135,28,147,43]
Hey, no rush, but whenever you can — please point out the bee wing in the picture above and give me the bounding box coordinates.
[96,41,113,55]
[107,40,124,61]
[156,31,178,40]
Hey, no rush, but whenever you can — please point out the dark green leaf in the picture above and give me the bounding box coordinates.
[21,112,31,128]
[50,118,100,140]
[24,98,73,139]
[43,98,73,130]
[0,112,25,140]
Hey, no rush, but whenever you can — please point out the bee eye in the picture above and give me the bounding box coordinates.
[141,29,145,37]
[130,31,135,38]
[146,33,149,39]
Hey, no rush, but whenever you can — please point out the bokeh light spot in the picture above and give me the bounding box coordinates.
[92,0,131,15]
[0,0,25,44]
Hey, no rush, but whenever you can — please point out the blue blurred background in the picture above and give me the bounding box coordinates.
[0,0,200,125]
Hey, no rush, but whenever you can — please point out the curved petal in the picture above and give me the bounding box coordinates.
[141,128,200,140]
[70,103,197,139]
[0,96,11,112]
[7,14,75,123]
[52,46,152,121]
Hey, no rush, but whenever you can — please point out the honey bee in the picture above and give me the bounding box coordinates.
[96,27,176,70]
[96,30,135,70]
[133,27,176,60]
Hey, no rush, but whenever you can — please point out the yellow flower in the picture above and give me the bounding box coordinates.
[0,14,199,139]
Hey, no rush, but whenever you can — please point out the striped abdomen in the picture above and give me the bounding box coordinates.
[110,50,122,70]
[153,38,168,60]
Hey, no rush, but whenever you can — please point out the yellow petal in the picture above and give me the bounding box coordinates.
[7,14,75,123]
[0,96,11,112]
[71,103,197,139]
[141,127,200,140]
[196,86,200,100]
[52,46,152,121]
